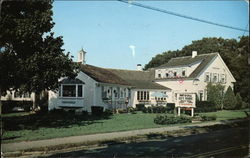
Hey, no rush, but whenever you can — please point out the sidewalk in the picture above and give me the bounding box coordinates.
[1,119,245,152]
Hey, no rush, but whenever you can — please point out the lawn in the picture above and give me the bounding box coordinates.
[2,109,249,143]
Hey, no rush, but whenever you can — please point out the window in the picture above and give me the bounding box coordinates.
[60,84,84,98]
[14,91,31,98]
[199,91,203,101]
[182,68,186,77]
[213,73,218,83]
[173,71,177,77]
[158,73,161,78]
[166,73,169,78]
[78,85,83,97]
[205,72,210,82]
[220,74,226,83]
[137,91,149,101]
[62,85,76,97]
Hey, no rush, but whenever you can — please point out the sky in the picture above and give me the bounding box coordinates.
[52,0,249,70]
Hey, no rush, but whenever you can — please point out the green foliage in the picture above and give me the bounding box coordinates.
[195,101,217,113]
[144,36,250,103]
[135,104,145,111]
[0,0,78,96]
[223,86,237,110]
[199,114,217,121]
[154,115,192,125]
[142,106,174,114]
[235,93,243,109]
[206,83,225,109]
[2,100,32,113]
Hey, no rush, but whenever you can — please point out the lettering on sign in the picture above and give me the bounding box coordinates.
[176,93,196,108]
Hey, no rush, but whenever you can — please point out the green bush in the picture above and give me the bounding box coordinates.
[135,104,145,111]
[195,101,217,113]
[2,100,33,113]
[154,115,192,125]
[223,86,237,110]
[91,106,104,115]
[127,107,136,114]
[142,106,168,113]
[200,114,217,121]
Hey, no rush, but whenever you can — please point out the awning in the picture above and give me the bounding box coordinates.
[151,92,168,98]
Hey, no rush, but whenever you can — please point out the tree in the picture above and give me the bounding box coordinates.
[206,83,225,110]
[0,0,78,109]
[235,93,243,109]
[223,86,237,110]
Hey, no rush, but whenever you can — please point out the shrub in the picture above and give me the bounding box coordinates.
[223,86,237,110]
[195,101,217,113]
[142,106,168,113]
[200,114,217,121]
[135,104,145,111]
[166,103,175,113]
[2,100,33,113]
[154,115,192,125]
[127,107,136,114]
[235,93,243,109]
[91,106,104,115]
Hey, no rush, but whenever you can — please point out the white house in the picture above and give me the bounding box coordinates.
[1,91,34,102]
[48,50,171,112]
[154,51,236,101]
[48,50,236,113]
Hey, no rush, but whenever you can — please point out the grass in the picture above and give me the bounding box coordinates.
[2,109,249,143]
[198,109,249,121]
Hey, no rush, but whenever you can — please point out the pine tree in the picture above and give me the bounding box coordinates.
[223,86,237,110]
[235,93,243,109]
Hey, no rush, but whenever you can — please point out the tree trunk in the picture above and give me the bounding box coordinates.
[0,86,3,156]
[32,92,39,111]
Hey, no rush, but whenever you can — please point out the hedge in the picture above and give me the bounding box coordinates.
[195,101,217,113]
[154,115,192,125]
[1,100,32,114]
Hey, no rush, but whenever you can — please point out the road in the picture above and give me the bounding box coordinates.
[42,121,250,158]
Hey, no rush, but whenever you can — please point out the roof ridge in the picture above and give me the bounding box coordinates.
[172,52,218,60]
[107,68,152,73]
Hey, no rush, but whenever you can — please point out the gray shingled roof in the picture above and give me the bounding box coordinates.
[157,53,218,79]
[80,64,130,86]
[108,69,171,90]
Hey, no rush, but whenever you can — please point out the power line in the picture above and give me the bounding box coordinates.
[118,0,249,32]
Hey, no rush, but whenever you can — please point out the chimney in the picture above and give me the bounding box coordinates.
[192,51,197,58]
[78,48,87,64]
[137,64,142,71]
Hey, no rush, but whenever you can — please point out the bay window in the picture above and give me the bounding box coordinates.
[60,84,84,98]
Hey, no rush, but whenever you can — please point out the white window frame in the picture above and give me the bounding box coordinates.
[212,73,218,83]
[59,84,84,98]
[205,72,210,82]
[220,74,226,84]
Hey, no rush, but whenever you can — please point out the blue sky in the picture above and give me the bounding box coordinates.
[52,0,249,70]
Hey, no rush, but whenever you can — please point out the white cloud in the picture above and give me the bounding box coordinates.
[129,45,135,58]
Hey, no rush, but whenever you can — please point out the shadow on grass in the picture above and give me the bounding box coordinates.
[44,124,249,158]
[3,110,113,131]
